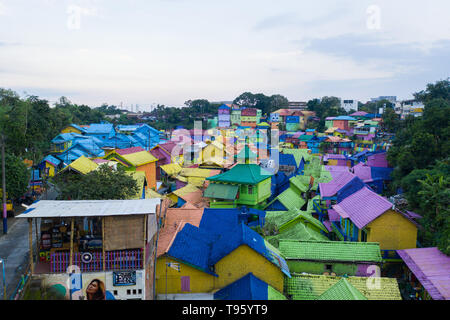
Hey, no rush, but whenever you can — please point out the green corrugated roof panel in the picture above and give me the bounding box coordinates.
[265,210,301,230]
[286,274,402,300]
[206,164,272,184]
[265,222,328,248]
[276,188,306,211]
[316,278,368,300]
[278,240,383,263]
[204,183,239,200]
[289,175,311,193]
[268,286,288,300]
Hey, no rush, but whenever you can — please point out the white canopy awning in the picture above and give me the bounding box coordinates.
[17,199,161,219]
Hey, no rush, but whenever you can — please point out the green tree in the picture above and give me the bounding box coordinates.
[0,153,29,200]
[54,166,138,200]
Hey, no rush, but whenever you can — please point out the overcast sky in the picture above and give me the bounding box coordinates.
[0,0,449,110]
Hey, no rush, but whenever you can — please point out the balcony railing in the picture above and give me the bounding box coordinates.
[50,249,143,273]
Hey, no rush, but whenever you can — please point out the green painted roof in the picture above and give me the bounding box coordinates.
[204,183,239,200]
[316,278,368,300]
[278,240,383,263]
[289,175,311,193]
[299,135,314,141]
[268,286,288,300]
[206,164,272,185]
[304,156,322,178]
[286,274,402,300]
[265,210,300,230]
[275,188,306,211]
[265,221,328,248]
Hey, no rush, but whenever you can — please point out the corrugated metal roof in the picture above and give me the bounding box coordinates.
[332,187,393,229]
[62,155,98,174]
[207,164,272,185]
[286,274,402,300]
[278,240,382,263]
[316,278,368,300]
[204,183,239,200]
[397,247,450,300]
[17,199,160,218]
[160,163,183,176]
[119,151,157,166]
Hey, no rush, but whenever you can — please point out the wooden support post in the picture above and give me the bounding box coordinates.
[102,217,105,271]
[69,218,74,268]
[34,219,39,260]
[28,219,34,274]
[143,214,148,269]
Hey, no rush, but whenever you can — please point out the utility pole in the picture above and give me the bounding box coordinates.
[1,134,7,234]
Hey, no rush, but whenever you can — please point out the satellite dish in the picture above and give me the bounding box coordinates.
[81,252,93,264]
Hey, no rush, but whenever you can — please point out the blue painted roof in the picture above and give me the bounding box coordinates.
[279,153,297,167]
[200,207,266,232]
[68,124,87,133]
[337,176,366,203]
[51,133,83,143]
[214,273,269,300]
[43,155,61,166]
[167,223,218,275]
[84,123,114,134]
[334,116,356,121]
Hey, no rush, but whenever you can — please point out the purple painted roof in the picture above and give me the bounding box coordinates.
[323,154,347,161]
[322,220,333,232]
[332,187,393,229]
[350,111,368,116]
[367,152,389,168]
[397,247,450,300]
[352,163,372,182]
[319,171,356,197]
[327,209,340,222]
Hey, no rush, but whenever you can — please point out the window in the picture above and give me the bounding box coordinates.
[325,264,333,273]
[247,185,254,195]
[127,289,131,295]
[113,290,118,296]
[133,289,137,295]
[138,289,142,295]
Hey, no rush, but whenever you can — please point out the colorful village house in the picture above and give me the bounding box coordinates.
[322,154,351,167]
[58,155,99,175]
[17,198,161,300]
[104,147,158,190]
[240,108,259,128]
[83,123,116,143]
[332,116,356,131]
[278,240,383,277]
[39,155,62,177]
[116,124,161,150]
[285,273,402,300]
[316,278,368,300]
[175,167,221,190]
[155,207,213,299]
[150,142,184,180]
[160,163,183,192]
[331,186,420,260]
[167,184,207,208]
[217,104,231,128]
[230,105,242,128]
[396,247,450,300]
[204,164,273,209]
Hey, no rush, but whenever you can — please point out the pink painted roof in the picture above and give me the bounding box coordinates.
[116,146,146,155]
[367,152,389,168]
[352,163,372,182]
[397,247,450,300]
[160,142,184,155]
[350,111,368,116]
[319,171,356,197]
[332,187,393,229]
[150,147,170,163]
[93,159,108,164]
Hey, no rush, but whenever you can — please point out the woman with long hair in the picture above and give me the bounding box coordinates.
[85,279,106,300]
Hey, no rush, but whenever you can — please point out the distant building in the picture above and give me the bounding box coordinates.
[371,96,397,103]
[288,101,307,110]
[341,99,359,112]
[394,100,424,119]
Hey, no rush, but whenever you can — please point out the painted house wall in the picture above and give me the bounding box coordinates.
[61,126,83,134]
[214,245,284,293]
[136,162,157,190]
[45,162,56,177]
[364,210,417,250]
[286,260,368,276]
[155,256,216,295]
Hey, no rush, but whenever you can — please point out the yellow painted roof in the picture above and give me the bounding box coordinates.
[146,188,164,199]
[180,168,214,178]
[119,151,157,166]
[172,184,200,197]
[187,177,207,187]
[160,163,183,176]
[65,156,98,174]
